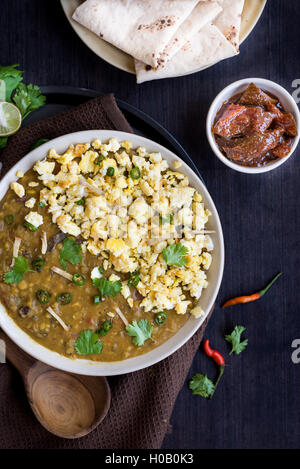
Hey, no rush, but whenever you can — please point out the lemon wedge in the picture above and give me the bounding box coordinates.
[0,102,22,137]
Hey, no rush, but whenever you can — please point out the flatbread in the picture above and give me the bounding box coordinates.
[72,0,201,67]
[214,0,244,50]
[135,23,238,83]
[135,1,223,70]
[135,0,244,83]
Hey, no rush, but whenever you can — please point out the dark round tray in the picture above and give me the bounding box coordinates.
[24,86,204,183]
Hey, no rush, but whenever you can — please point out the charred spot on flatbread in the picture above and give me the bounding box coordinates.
[137,15,177,32]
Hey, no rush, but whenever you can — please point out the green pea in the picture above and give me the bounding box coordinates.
[130,167,141,180]
[76,198,85,206]
[38,202,46,208]
[106,167,115,177]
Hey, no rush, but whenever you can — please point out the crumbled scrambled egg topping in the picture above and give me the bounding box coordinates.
[31,138,213,317]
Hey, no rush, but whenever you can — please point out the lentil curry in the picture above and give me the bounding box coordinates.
[0,138,213,361]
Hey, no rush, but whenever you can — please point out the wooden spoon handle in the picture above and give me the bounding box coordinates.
[0,329,34,377]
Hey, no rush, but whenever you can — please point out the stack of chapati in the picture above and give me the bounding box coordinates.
[73,0,245,83]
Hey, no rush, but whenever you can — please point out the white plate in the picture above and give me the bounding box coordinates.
[60,0,267,76]
[0,131,224,376]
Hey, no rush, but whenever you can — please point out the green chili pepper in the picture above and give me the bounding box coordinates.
[4,214,14,225]
[38,202,46,208]
[76,198,85,206]
[130,166,141,180]
[24,221,38,232]
[72,273,85,286]
[128,270,140,288]
[31,257,45,271]
[94,155,104,165]
[98,319,113,336]
[57,292,72,305]
[154,311,167,326]
[94,295,101,304]
[106,167,115,177]
[36,289,51,304]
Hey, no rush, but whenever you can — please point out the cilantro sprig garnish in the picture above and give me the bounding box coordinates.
[162,242,188,267]
[92,278,122,298]
[3,256,34,284]
[225,326,248,355]
[59,237,82,270]
[0,64,23,101]
[0,64,46,149]
[13,83,46,119]
[189,373,215,399]
[75,330,103,355]
[126,319,153,346]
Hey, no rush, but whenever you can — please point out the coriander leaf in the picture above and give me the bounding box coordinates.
[162,242,188,267]
[126,319,153,346]
[59,237,82,270]
[0,64,23,101]
[13,83,46,119]
[189,373,215,398]
[0,137,8,149]
[31,138,49,150]
[75,330,103,355]
[225,325,248,355]
[93,278,122,298]
[3,256,33,284]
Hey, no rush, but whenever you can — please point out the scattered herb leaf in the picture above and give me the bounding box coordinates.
[75,330,103,355]
[3,256,33,284]
[92,278,122,298]
[225,326,248,355]
[126,319,153,346]
[162,242,188,267]
[189,373,215,399]
[59,237,82,270]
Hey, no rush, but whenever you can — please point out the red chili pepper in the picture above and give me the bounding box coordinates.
[203,339,225,398]
[203,339,225,366]
[222,272,282,309]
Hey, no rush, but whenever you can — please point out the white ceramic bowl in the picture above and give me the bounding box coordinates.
[0,130,224,376]
[206,78,300,174]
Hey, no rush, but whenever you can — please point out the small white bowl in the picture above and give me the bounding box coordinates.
[206,78,300,174]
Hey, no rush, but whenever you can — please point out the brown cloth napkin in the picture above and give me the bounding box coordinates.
[0,94,212,449]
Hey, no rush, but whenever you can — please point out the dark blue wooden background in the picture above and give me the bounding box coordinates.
[1,0,300,449]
